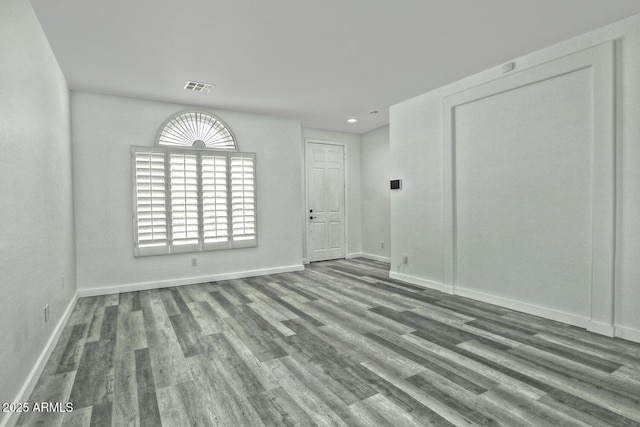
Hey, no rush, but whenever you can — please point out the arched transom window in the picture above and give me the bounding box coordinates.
[157,111,237,150]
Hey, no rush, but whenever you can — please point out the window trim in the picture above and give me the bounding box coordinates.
[131,146,257,257]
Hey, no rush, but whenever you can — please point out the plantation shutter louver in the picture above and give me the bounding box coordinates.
[230,153,257,247]
[201,153,229,250]
[169,151,200,252]
[132,148,169,256]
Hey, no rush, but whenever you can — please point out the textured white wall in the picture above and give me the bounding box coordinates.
[390,92,444,283]
[0,0,76,422]
[360,125,390,261]
[390,13,640,342]
[301,128,362,260]
[71,92,304,293]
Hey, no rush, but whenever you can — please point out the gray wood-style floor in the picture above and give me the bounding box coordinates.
[17,258,640,426]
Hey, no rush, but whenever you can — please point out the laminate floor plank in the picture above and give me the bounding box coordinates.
[146,327,193,388]
[275,274,323,301]
[266,281,312,301]
[211,292,287,362]
[539,388,640,427]
[85,305,105,344]
[247,302,297,337]
[280,320,378,404]
[368,328,497,395]
[248,386,319,427]
[509,344,640,397]
[111,347,138,427]
[61,406,92,427]
[469,317,624,373]
[324,278,418,312]
[142,290,173,331]
[186,300,225,335]
[89,402,112,427]
[311,299,414,336]
[537,331,640,369]
[134,348,162,427]
[263,357,349,427]
[348,393,429,427]
[319,322,426,378]
[118,291,141,314]
[358,361,463,426]
[460,340,640,423]
[482,385,589,426]
[55,323,89,374]
[408,302,477,324]
[188,355,265,427]
[16,371,76,427]
[245,288,299,320]
[400,330,548,399]
[156,386,190,427]
[67,296,101,326]
[175,379,218,426]
[201,333,267,396]
[220,329,282,391]
[158,289,181,316]
[278,295,326,326]
[17,258,640,427]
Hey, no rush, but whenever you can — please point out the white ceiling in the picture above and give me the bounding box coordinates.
[29,0,640,134]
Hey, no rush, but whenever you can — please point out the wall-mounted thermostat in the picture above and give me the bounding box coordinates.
[390,179,402,190]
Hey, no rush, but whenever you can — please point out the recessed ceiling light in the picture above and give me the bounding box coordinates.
[184,80,215,93]
[347,118,357,123]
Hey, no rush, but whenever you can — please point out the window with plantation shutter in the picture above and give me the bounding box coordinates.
[169,151,200,250]
[202,153,229,250]
[230,154,256,246]
[131,111,256,257]
[133,148,169,256]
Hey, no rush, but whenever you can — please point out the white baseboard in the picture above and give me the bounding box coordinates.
[387,273,594,331]
[347,252,391,263]
[78,264,305,297]
[389,271,454,294]
[455,287,590,329]
[1,293,78,427]
[587,320,615,337]
[615,325,640,344]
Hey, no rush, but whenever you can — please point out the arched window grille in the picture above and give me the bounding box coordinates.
[156,110,237,150]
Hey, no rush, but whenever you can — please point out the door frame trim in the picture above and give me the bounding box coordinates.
[303,139,348,264]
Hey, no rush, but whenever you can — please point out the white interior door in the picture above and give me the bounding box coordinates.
[306,142,345,262]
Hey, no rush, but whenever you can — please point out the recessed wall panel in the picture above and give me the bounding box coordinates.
[453,68,593,317]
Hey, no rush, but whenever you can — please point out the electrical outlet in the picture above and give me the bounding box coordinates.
[381,241,385,249]
[402,255,408,264]
[191,257,198,266]
[44,304,50,323]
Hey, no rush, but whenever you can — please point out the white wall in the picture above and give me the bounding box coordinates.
[390,13,640,342]
[301,128,362,260]
[0,0,76,423]
[72,92,304,294]
[390,93,444,285]
[361,125,390,262]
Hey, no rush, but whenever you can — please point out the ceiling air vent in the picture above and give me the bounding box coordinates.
[184,80,215,93]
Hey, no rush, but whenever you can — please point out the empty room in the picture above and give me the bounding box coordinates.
[2,0,640,426]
